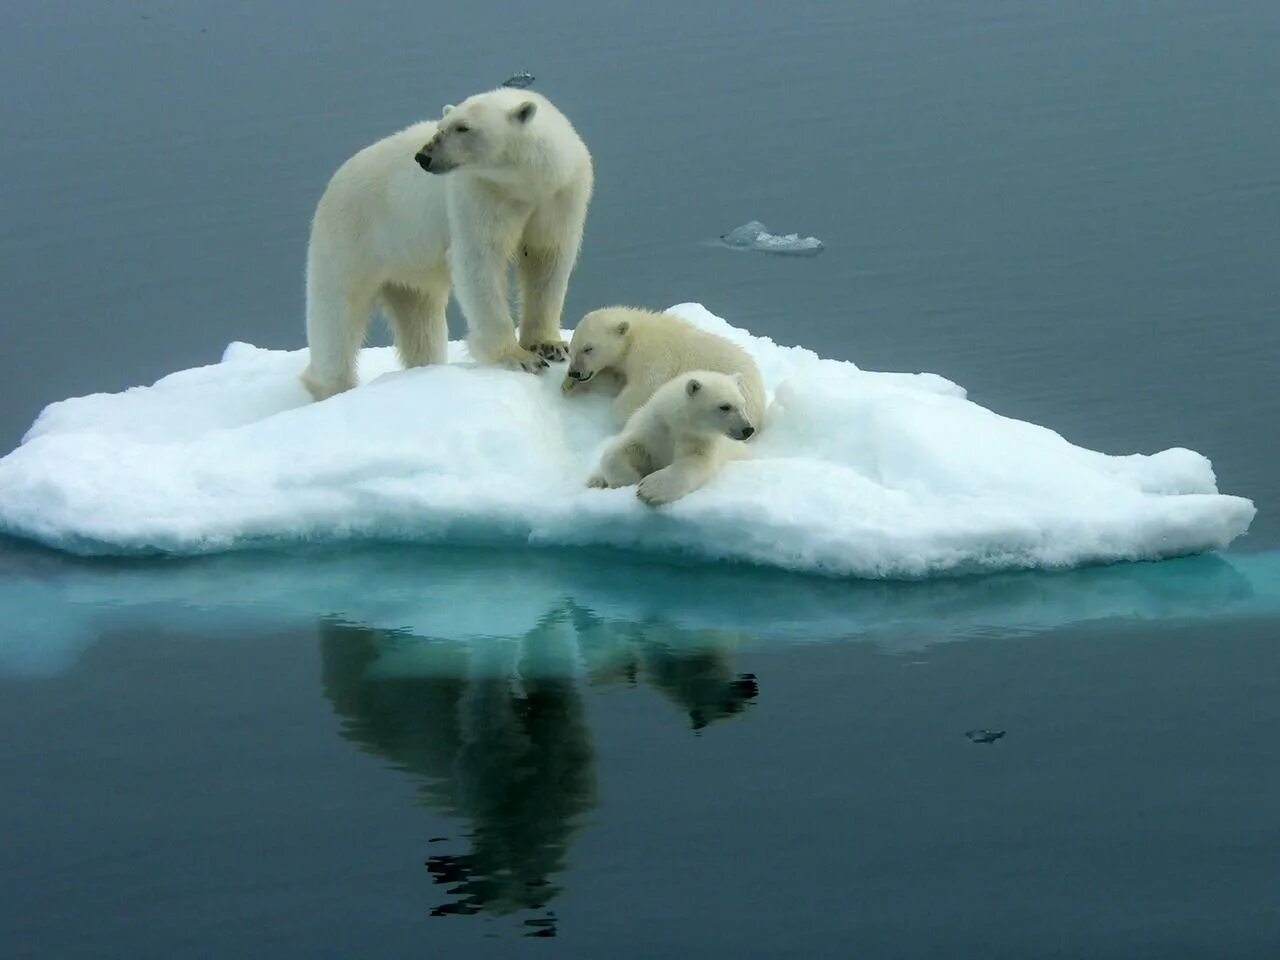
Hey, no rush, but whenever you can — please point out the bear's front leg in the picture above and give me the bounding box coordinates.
[449,198,547,374]
[517,244,572,363]
[636,454,718,507]
[519,182,589,363]
[612,383,652,424]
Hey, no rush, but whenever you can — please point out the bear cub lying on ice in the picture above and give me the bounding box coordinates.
[301,88,593,401]
[562,306,767,428]
[588,371,759,506]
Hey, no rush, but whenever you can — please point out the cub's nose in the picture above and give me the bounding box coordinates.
[740,426,755,439]
[415,152,432,172]
[567,368,585,381]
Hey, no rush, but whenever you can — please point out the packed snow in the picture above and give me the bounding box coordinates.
[0,303,1255,576]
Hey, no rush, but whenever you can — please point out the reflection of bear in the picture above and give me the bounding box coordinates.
[319,610,593,928]
[318,601,758,931]
[574,612,760,731]
[641,649,758,731]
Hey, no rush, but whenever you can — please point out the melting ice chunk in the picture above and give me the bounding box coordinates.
[0,303,1255,575]
[719,220,825,257]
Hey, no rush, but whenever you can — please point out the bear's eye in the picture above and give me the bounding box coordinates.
[454,123,470,134]
[582,346,593,354]
[718,403,732,412]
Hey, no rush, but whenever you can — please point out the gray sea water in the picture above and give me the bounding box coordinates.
[2,1,1278,956]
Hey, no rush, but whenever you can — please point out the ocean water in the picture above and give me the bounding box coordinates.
[1,0,1278,956]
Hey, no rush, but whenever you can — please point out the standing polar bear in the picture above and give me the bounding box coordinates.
[300,88,593,401]
[563,306,767,426]
[589,371,758,506]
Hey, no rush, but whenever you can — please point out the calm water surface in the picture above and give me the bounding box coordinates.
[1,0,1278,955]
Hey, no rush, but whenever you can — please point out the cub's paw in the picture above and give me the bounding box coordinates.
[528,340,569,363]
[637,471,686,507]
[495,345,550,374]
[586,473,608,489]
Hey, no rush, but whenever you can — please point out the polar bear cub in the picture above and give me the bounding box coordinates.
[588,371,758,506]
[563,306,767,427]
[300,88,593,401]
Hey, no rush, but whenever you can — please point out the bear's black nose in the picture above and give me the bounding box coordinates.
[415,153,432,171]
[568,369,584,381]
[740,426,755,439]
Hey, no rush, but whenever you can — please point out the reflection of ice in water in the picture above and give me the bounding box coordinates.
[5,544,1280,681]
[719,219,825,256]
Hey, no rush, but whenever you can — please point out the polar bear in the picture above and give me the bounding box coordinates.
[300,88,593,401]
[562,306,766,427]
[588,370,757,506]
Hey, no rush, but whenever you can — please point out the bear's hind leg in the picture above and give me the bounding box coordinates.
[301,279,376,401]
[382,281,449,369]
[590,440,654,489]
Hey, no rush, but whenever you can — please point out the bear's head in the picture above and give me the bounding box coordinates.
[414,89,541,175]
[674,371,756,441]
[565,309,632,384]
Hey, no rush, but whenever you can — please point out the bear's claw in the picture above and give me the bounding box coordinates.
[497,346,550,374]
[529,341,570,363]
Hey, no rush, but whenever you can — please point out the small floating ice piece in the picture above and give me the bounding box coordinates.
[719,220,825,257]
[965,729,1006,744]
[501,72,536,89]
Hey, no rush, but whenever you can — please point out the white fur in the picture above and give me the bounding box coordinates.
[562,306,767,426]
[588,371,757,506]
[301,88,594,400]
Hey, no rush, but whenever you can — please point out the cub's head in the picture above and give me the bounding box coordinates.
[674,371,756,441]
[414,89,542,175]
[565,309,633,384]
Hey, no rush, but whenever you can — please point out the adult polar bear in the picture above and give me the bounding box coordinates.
[300,88,593,401]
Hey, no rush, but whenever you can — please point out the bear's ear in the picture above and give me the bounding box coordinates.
[512,101,537,124]
[442,104,455,116]
[614,320,630,336]
[686,378,702,396]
